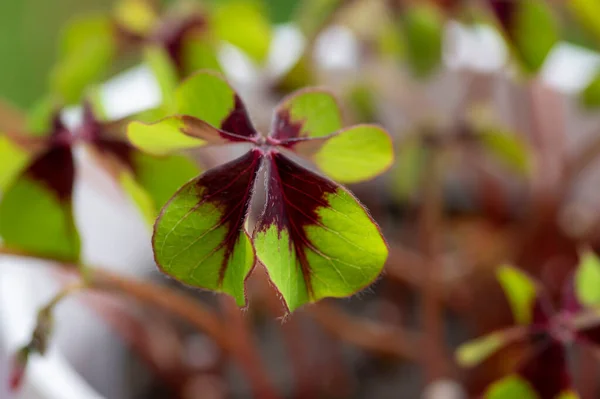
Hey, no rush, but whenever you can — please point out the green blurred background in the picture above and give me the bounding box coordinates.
[0,0,298,109]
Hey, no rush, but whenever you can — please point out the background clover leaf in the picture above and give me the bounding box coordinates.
[0,139,80,261]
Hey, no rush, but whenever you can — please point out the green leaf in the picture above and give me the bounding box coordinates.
[212,0,272,63]
[295,0,341,39]
[180,34,222,77]
[120,169,156,225]
[512,0,559,73]
[581,68,600,109]
[496,265,537,325]
[144,46,179,109]
[50,15,117,104]
[478,130,531,175]
[153,150,261,306]
[400,3,443,78]
[113,0,158,36]
[271,89,342,140]
[0,147,80,261]
[485,375,538,399]
[254,152,388,312]
[347,83,378,123]
[264,0,298,24]
[568,0,600,45]
[456,332,508,368]
[575,250,600,306]
[132,152,199,212]
[127,116,212,156]
[26,96,60,137]
[557,391,580,399]
[312,125,393,183]
[391,135,425,202]
[174,72,258,138]
[0,134,34,192]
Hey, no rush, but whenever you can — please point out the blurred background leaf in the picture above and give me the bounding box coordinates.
[0,0,301,109]
[0,0,115,109]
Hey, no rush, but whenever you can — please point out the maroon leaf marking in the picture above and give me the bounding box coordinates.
[79,102,136,170]
[26,145,75,202]
[270,108,304,141]
[256,151,338,299]
[518,336,571,399]
[488,0,516,34]
[157,149,262,284]
[531,295,553,326]
[220,96,259,139]
[577,323,600,346]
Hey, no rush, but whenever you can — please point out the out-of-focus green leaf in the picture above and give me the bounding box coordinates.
[132,152,199,212]
[392,136,425,202]
[485,375,537,399]
[557,391,581,399]
[144,45,179,109]
[295,0,341,39]
[581,69,600,109]
[0,135,32,191]
[347,83,377,123]
[274,55,314,94]
[181,34,221,76]
[114,0,158,36]
[120,169,155,225]
[568,0,600,45]
[456,332,508,368]
[0,148,79,261]
[264,0,298,24]
[313,125,393,183]
[212,0,272,63]
[575,250,600,306]
[400,3,443,78]
[496,265,537,325]
[511,0,559,73]
[50,15,117,104]
[26,96,59,137]
[478,130,531,175]
[377,18,404,59]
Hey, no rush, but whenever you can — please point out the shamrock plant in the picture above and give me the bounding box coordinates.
[0,101,198,262]
[52,0,273,105]
[456,252,600,399]
[127,71,394,312]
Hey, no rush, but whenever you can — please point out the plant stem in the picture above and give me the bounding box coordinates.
[219,296,280,399]
[308,302,419,360]
[0,248,280,399]
[419,136,448,383]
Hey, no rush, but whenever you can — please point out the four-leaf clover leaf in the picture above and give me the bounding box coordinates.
[127,71,394,312]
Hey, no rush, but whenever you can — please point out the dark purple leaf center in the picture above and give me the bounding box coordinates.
[192,148,262,283]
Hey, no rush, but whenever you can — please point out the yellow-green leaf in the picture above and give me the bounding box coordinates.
[575,250,600,306]
[456,332,508,368]
[485,375,538,399]
[313,124,393,183]
[50,15,116,104]
[496,265,537,325]
[212,0,272,63]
